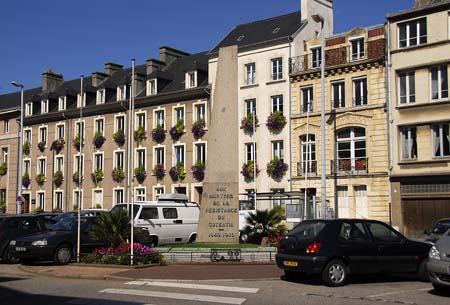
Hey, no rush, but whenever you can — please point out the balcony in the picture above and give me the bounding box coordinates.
[331,157,368,175]
[289,39,385,74]
[297,161,317,177]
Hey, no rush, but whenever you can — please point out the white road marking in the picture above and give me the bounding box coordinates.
[100,288,246,305]
[366,288,430,298]
[125,280,259,293]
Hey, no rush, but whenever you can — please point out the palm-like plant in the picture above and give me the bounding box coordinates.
[89,210,131,248]
[242,208,285,244]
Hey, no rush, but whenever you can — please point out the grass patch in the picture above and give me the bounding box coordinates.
[161,243,260,249]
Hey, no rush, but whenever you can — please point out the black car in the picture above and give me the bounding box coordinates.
[424,218,450,244]
[276,219,431,286]
[8,216,107,265]
[0,214,56,263]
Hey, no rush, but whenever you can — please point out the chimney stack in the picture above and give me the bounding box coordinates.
[42,69,63,92]
[91,72,108,87]
[159,46,190,65]
[146,59,166,75]
[104,62,123,76]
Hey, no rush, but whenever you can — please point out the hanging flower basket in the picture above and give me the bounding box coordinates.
[112,168,125,183]
[266,157,289,180]
[22,172,31,188]
[266,111,287,133]
[152,164,165,181]
[169,162,186,182]
[93,131,106,149]
[50,138,65,154]
[23,141,31,155]
[112,129,126,147]
[134,126,147,146]
[240,113,259,134]
[134,165,147,184]
[72,171,83,186]
[53,170,64,187]
[0,162,7,176]
[91,169,104,186]
[35,174,46,186]
[73,135,84,151]
[241,161,260,182]
[191,119,206,140]
[169,119,185,141]
[191,161,205,182]
[37,141,46,153]
[151,125,166,143]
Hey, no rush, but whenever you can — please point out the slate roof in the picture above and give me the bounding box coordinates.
[387,0,450,19]
[0,87,42,112]
[209,11,304,54]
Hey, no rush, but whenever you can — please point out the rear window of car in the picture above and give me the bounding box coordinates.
[162,208,178,219]
[288,221,327,240]
[140,207,158,219]
[432,220,450,235]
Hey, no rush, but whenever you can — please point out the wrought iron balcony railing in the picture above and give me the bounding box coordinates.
[297,161,317,177]
[331,157,368,175]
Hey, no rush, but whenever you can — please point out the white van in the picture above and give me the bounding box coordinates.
[111,194,199,247]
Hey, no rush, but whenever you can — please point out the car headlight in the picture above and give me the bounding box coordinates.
[429,245,440,260]
[9,240,16,246]
[31,239,47,246]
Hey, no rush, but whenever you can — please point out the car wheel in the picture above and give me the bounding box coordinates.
[2,249,20,264]
[322,259,347,287]
[432,283,447,294]
[54,244,72,265]
[188,234,197,244]
[150,236,159,248]
[416,260,429,282]
[239,232,248,243]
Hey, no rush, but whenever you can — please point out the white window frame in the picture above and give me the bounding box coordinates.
[39,126,47,144]
[75,120,85,138]
[153,186,165,201]
[432,123,450,157]
[271,95,283,113]
[55,123,65,140]
[37,191,45,210]
[245,63,256,85]
[193,101,207,123]
[73,189,83,210]
[74,154,85,175]
[96,89,106,104]
[245,98,256,116]
[135,187,146,202]
[147,79,157,95]
[153,108,166,129]
[400,126,418,160]
[245,143,257,163]
[172,105,185,126]
[153,145,165,168]
[398,18,427,48]
[1,147,8,163]
[353,76,368,106]
[77,93,86,108]
[430,65,449,100]
[54,190,64,210]
[25,102,33,117]
[301,86,314,113]
[332,80,345,109]
[24,128,32,144]
[93,152,104,172]
[135,147,147,170]
[55,155,64,172]
[311,46,322,69]
[41,99,49,114]
[300,134,316,175]
[114,114,126,132]
[94,117,105,135]
[113,188,124,205]
[114,149,125,170]
[349,37,365,61]
[37,157,46,176]
[398,71,416,104]
[23,159,31,175]
[58,96,66,111]
[92,189,103,209]
[186,71,197,89]
[173,144,186,167]
[3,120,9,133]
[271,57,283,81]
[193,141,207,164]
[272,141,284,161]
[117,85,127,101]
[135,111,147,130]
[337,128,367,172]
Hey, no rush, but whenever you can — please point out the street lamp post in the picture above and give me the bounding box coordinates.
[11,81,24,215]
[312,14,327,219]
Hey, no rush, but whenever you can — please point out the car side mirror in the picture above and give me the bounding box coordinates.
[423,230,430,235]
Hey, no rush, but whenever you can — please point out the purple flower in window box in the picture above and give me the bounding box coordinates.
[72,171,83,186]
[112,168,125,183]
[112,129,126,147]
[169,162,186,182]
[134,165,147,184]
[50,138,65,154]
[191,161,205,182]
[23,141,31,155]
[91,169,104,186]
[240,161,260,182]
[152,164,165,181]
[240,113,259,134]
[191,119,206,140]
[169,120,185,141]
[53,170,64,187]
[22,172,31,188]
[93,131,106,149]
[37,141,46,153]
[151,125,166,143]
[73,135,84,151]
[134,126,147,146]
[266,157,289,180]
[35,174,46,186]
[266,111,287,134]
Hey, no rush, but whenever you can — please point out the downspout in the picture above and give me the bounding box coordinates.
[63,112,70,212]
[386,21,393,226]
[288,36,293,194]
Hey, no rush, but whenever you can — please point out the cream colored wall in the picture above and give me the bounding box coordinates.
[0,120,20,213]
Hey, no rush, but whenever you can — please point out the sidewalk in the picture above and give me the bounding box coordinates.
[20,263,283,281]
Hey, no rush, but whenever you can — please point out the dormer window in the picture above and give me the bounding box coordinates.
[58,96,66,111]
[311,46,322,69]
[147,79,157,95]
[77,93,86,108]
[25,102,33,117]
[350,38,365,61]
[96,89,106,104]
[117,85,127,101]
[186,71,197,89]
[41,99,49,114]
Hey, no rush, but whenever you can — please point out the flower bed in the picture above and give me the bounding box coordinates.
[240,113,259,134]
[93,131,106,149]
[266,157,288,180]
[169,162,186,182]
[113,129,126,147]
[191,161,205,182]
[266,111,287,133]
[191,119,206,139]
[50,138,65,154]
[152,164,165,181]
[151,125,166,143]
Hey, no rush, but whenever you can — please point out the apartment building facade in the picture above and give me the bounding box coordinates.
[290,25,389,222]
[387,0,450,236]
[2,47,209,213]
[208,0,333,213]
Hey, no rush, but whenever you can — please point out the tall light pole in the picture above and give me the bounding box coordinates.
[11,81,24,214]
[312,14,327,219]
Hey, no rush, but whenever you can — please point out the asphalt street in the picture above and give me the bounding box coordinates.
[1,264,449,305]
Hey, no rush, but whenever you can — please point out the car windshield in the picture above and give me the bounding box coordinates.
[49,217,88,232]
[288,220,327,241]
[431,220,450,235]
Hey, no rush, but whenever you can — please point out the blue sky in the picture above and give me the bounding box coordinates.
[0,0,414,94]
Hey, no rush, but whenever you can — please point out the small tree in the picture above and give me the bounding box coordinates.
[242,208,285,244]
[89,210,131,248]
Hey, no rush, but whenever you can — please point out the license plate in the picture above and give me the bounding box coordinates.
[284,261,298,267]
[15,247,26,252]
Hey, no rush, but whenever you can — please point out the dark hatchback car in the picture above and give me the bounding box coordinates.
[276,219,432,286]
[8,216,107,265]
[424,218,450,244]
[0,214,56,263]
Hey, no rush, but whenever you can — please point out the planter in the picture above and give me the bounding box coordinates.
[169,120,185,141]
[191,161,205,182]
[72,172,83,186]
[35,174,46,186]
[113,129,126,147]
[22,173,31,188]
[134,166,147,184]
[53,171,64,187]
[112,168,125,183]
[23,142,31,155]
[169,162,186,182]
[191,119,206,140]
[37,141,46,153]
[73,135,84,151]
[134,126,147,146]
[266,157,288,180]
[93,132,106,149]
[50,138,65,154]
[0,162,7,176]
[266,111,287,133]
[241,161,259,182]
[240,113,259,134]
[91,169,104,186]
[152,164,165,181]
[151,125,166,144]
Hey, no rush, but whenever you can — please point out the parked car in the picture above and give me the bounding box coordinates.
[0,214,57,263]
[427,228,450,293]
[276,219,431,286]
[424,218,450,244]
[52,209,107,222]
[8,216,107,265]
